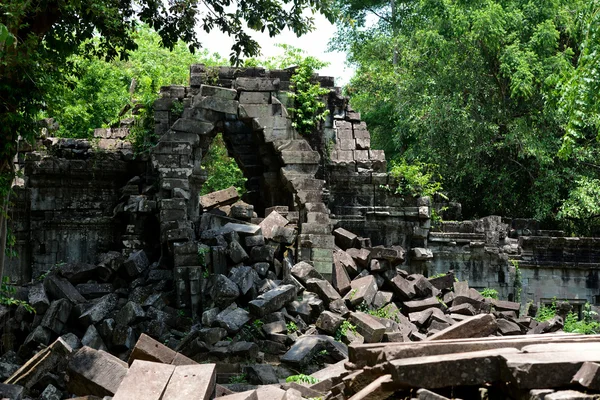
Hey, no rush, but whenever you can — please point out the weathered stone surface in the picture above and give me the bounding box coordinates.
[112,360,175,400]
[41,298,72,334]
[115,300,145,326]
[215,305,252,333]
[28,283,50,314]
[281,336,325,366]
[81,325,107,351]
[497,318,522,335]
[259,211,289,240]
[0,383,24,400]
[209,274,240,308]
[161,364,216,400]
[44,274,86,304]
[245,364,279,385]
[390,275,416,300]
[333,227,357,250]
[249,284,297,317]
[335,249,359,277]
[388,348,520,389]
[546,390,600,400]
[349,312,386,343]
[316,311,345,335]
[79,293,118,326]
[332,253,352,296]
[428,314,498,341]
[67,347,128,397]
[123,249,150,277]
[572,362,600,390]
[229,266,258,295]
[291,261,323,285]
[199,187,239,209]
[428,272,455,290]
[403,297,441,313]
[305,278,341,306]
[345,275,378,306]
[7,338,72,390]
[346,248,370,268]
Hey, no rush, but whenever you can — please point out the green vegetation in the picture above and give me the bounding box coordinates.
[0,277,34,313]
[536,300,600,334]
[479,288,499,300]
[334,320,357,342]
[228,373,248,384]
[286,321,298,334]
[286,374,319,385]
[333,0,600,235]
[288,57,331,136]
[199,134,246,196]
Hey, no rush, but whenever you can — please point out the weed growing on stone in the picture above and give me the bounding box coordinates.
[286,374,319,384]
[334,320,356,342]
[286,321,298,334]
[228,373,248,384]
[0,277,35,314]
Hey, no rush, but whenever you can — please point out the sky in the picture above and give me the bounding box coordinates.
[200,13,354,87]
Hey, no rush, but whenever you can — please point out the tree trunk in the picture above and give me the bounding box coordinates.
[0,190,9,284]
[391,0,398,66]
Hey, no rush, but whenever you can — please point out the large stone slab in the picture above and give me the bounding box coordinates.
[249,284,297,317]
[6,338,72,390]
[199,187,239,210]
[67,346,128,397]
[161,364,217,400]
[128,333,195,366]
[388,348,520,388]
[572,362,600,390]
[112,360,175,400]
[349,312,386,343]
[428,314,497,341]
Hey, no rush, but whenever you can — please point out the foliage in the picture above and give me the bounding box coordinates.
[333,0,600,233]
[334,320,356,342]
[0,277,35,313]
[479,288,499,300]
[197,245,210,267]
[252,319,264,331]
[535,300,558,323]
[286,321,298,334]
[387,160,445,199]
[288,57,331,136]
[228,374,248,384]
[200,134,247,196]
[286,374,319,385]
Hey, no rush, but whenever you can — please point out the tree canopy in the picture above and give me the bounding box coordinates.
[333,0,600,234]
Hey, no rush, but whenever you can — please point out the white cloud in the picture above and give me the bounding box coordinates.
[198,13,354,86]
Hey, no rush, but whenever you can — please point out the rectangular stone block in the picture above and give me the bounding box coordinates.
[67,347,128,397]
[349,312,386,343]
[161,364,217,400]
[235,77,279,91]
[239,91,271,103]
[112,360,175,400]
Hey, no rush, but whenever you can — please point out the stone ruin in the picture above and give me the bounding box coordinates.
[1,66,600,399]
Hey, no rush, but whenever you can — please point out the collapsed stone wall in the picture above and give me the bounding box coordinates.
[7,65,600,308]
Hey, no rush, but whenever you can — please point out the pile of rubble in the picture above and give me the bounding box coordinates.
[0,187,588,399]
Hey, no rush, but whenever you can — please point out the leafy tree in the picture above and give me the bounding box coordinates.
[0,0,336,281]
[333,0,600,233]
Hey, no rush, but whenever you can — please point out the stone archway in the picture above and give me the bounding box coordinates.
[151,70,335,313]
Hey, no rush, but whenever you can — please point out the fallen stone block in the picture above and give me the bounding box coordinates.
[218,390,258,400]
[316,311,345,335]
[67,346,128,397]
[128,333,195,366]
[417,388,454,400]
[428,314,497,341]
[390,275,416,301]
[281,336,325,367]
[123,249,150,277]
[344,275,378,307]
[333,227,357,250]
[546,390,600,400]
[572,362,600,390]
[28,284,50,314]
[497,318,522,335]
[403,297,441,313]
[112,360,174,400]
[79,293,118,326]
[209,274,240,308]
[346,248,370,268]
[161,364,217,400]
[0,383,24,400]
[291,261,323,285]
[215,305,252,333]
[428,272,455,290]
[305,279,341,306]
[245,364,279,385]
[81,325,107,351]
[347,374,394,400]
[259,211,289,240]
[43,274,86,304]
[349,312,386,343]
[199,187,239,210]
[41,298,72,334]
[389,348,520,388]
[6,338,72,390]
[335,249,359,277]
[249,284,297,317]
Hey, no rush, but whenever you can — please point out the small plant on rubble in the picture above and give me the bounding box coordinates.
[479,288,499,300]
[288,57,330,136]
[334,320,356,342]
[286,321,298,334]
[286,374,319,385]
[228,373,248,384]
